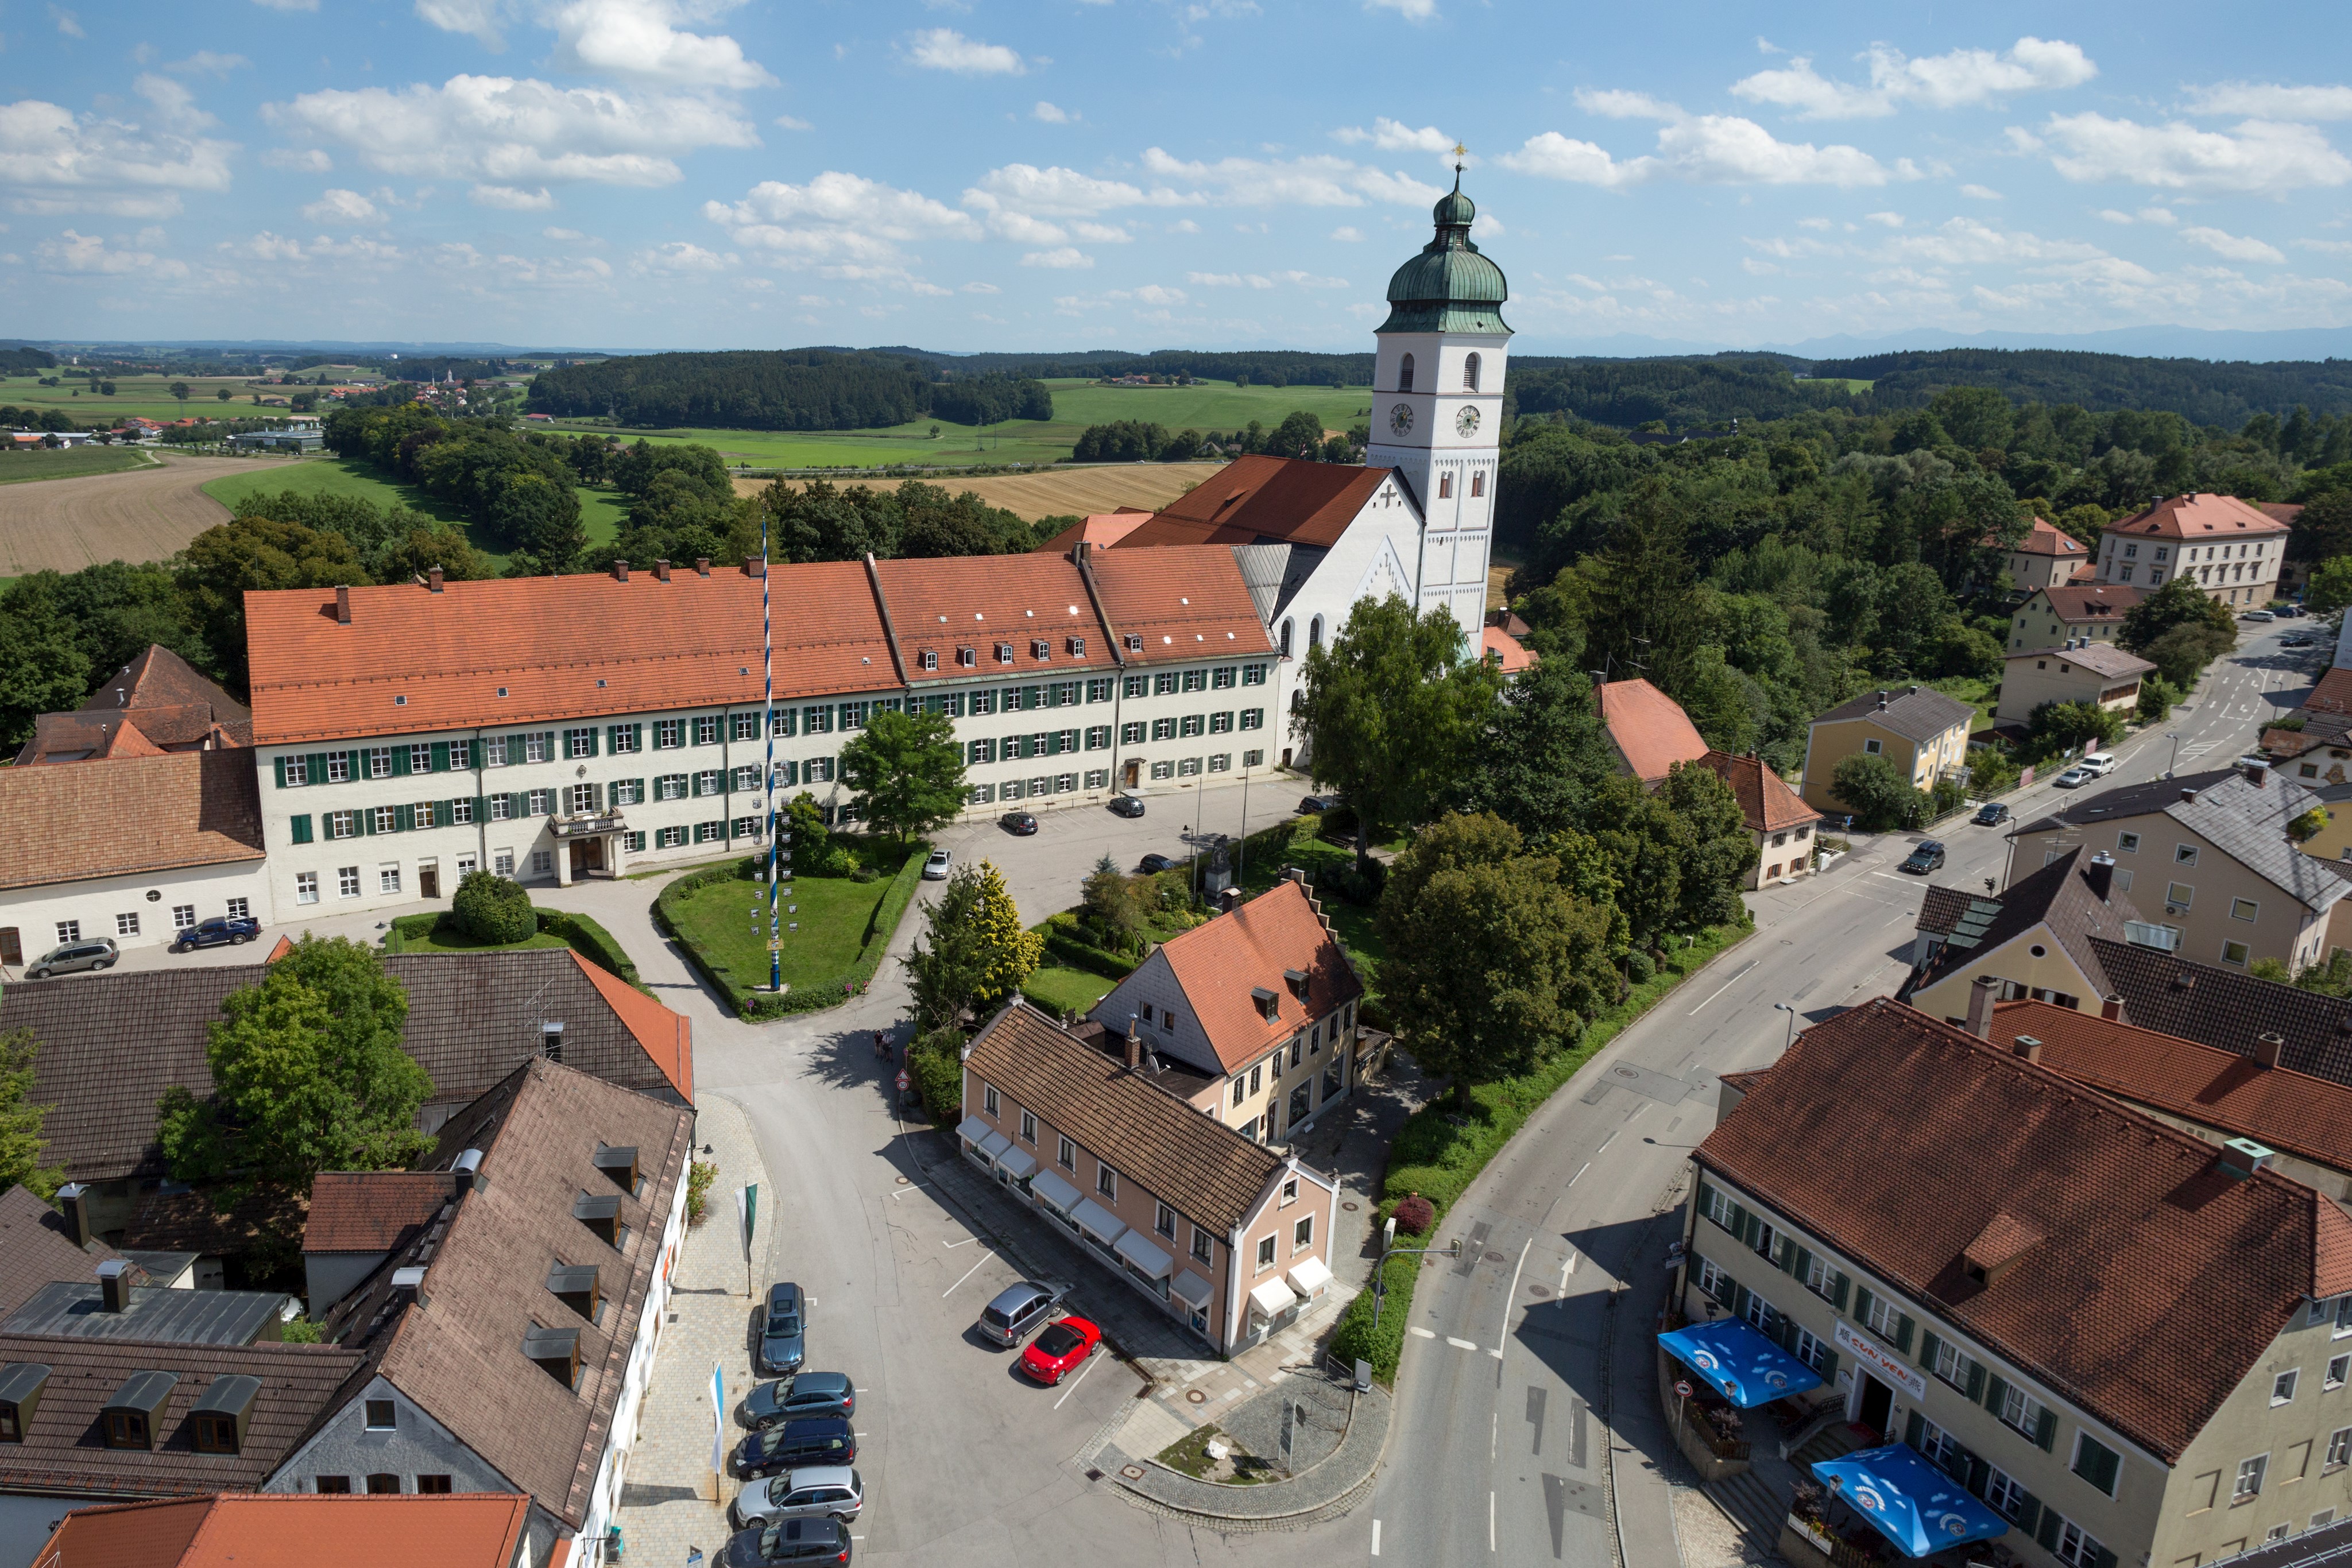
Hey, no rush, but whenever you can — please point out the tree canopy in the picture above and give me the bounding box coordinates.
[0,1029,63,1199]
[839,707,967,843]
[901,861,1042,1032]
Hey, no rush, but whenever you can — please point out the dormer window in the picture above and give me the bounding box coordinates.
[920,649,939,671]
[593,1144,642,1197]
[547,1263,605,1325]
[1251,986,1279,1021]
[574,1191,629,1250]
[958,646,977,668]
[522,1325,581,1390]
[1031,639,1051,661]
[996,642,1014,664]
[190,1375,260,1455]
[0,1363,51,1443]
[1068,636,1086,657]
[1284,967,1309,1001]
[1124,633,1143,653]
[102,1370,177,1451]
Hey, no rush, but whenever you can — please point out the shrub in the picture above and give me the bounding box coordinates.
[1321,856,1386,906]
[905,1026,966,1123]
[819,845,860,877]
[534,908,644,989]
[686,1159,717,1225]
[1391,1194,1434,1236]
[280,1317,322,1344]
[1624,950,1656,985]
[452,870,534,944]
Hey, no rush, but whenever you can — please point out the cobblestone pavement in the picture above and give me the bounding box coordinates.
[1096,1373,1394,1524]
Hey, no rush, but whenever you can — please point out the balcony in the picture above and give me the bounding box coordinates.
[547,809,628,839]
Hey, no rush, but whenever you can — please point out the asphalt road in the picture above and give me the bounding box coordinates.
[1363,619,2319,1568]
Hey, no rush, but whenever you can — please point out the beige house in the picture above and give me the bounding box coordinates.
[1993,640,2154,729]
[2006,765,2352,973]
[1684,997,2352,1568]
[1993,516,2095,597]
[2008,584,2146,655]
[2092,493,2290,607]
[1902,847,2145,1024]
[1799,686,1978,818]
[1700,749,1821,889]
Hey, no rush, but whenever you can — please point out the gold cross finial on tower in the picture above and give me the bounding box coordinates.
[1452,141,1468,165]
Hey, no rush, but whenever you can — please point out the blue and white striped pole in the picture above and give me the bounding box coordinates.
[764,508,783,993]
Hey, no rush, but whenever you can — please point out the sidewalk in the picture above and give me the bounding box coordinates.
[614,1094,781,1566]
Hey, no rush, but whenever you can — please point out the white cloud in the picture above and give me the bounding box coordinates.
[167,51,251,76]
[0,93,234,217]
[1865,211,1905,227]
[1034,101,1071,123]
[910,281,951,297]
[1960,183,2002,199]
[1878,217,2107,267]
[2297,238,2352,256]
[270,75,759,188]
[472,182,555,210]
[1108,282,1187,305]
[2096,208,2135,224]
[1365,0,1434,16]
[1169,218,1200,234]
[1576,88,1680,121]
[1271,269,1349,288]
[301,187,384,223]
[1499,131,1647,188]
[2184,82,2352,121]
[2140,206,2177,225]
[960,280,999,293]
[1333,117,1453,153]
[36,227,187,275]
[1187,270,1274,288]
[415,0,507,47]
[544,225,586,239]
[632,239,735,273]
[1021,246,1091,268]
[1330,224,1364,241]
[51,5,86,38]
[1503,112,1901,189]
[2181,225,2285,263]
[548,0,776,90]
[262,147,332,172]
[1731,37,2095,119]
[905,28,1024,76]
[2041,112,2352,195]
[1069,220,1131,242]
[1141,146,1441,206]
[705,171,978,274]
[774,115,811,131]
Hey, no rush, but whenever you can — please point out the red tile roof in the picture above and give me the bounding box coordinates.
[1599,678,1709,785]
[2032,583,2145,622]
[0,750,264,893]
[2102,492,2291,542]
[1699,750,1821,834]
[1991,517,2089,559]
[1480,624,1535,675]
[1138,877,1362,1074]
[1035,512,1151,553]
[876,553,1115,679]
[1086,545,1278,664]
[33,1492,531,1568]
[2307,667,2352,718]
[1704,997,2352,1462]
[304,1171,459,1255]
[2259,502,2306,528]
[567,950,694,1104]
[1113,455,1390,549]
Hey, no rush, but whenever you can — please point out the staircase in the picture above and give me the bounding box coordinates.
[1703,1420,1862,1560]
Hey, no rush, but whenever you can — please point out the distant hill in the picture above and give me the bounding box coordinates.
[1812,348,2352,428]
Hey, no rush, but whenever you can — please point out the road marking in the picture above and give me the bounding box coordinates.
[1052,1348,1102,1410]
[1492,1410,1498,1461]
[888,1183,930,1200]
[1489,1348,1504,1360]
[1561,1252,1577,1291]
[1566,1162,1589,1187]
[1869,871,1914,881]
[1447,1336,1479,1350]
[1498,1235,1531,1366]
[1409,1326,1436,1339]
[1372,1519,1381,1557]
[1685,958,1758,1015]
[1595,1131,1615,1155]
[942,1250,996,1298]
[1490,1489,1497,1552]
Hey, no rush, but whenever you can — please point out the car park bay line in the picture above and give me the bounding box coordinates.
[1050,1348,1103,1410]
[942,1249,999,1298]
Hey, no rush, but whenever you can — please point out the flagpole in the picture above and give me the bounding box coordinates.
[765,509,783,993]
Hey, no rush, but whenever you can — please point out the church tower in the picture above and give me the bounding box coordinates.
[1363,163,1510,637]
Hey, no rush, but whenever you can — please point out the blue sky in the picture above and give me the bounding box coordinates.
[4,0,2351,353]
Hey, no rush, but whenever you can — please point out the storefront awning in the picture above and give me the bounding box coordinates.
[996,1147,1039,1180]
[1073,1198,1127,1245]
[978,1129,1012,1160]
[1811,1445,2011,1558]
[956,1114,992,1145]
[1657,1317,1825,1408]
[1170,1271,1214,1307]
[1114,1229,1174,1279]
[1248,1277,1299,1319]
[1286,1256,1333,1297]
[1030,1170,1081,1212]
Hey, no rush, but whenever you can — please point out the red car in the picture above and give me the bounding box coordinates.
[1019,1314,1101,1384]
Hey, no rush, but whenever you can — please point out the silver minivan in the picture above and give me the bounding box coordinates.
[26,938,118,979]
[733,1465,863,1529]
[978,1281,1056,1346]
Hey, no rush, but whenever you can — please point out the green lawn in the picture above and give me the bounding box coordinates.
[1,373,299,423]
[392,922,569,954]
[203,456,625,568]
[1020,961,1119,1017]
[662,842,920,997]
[1929,675,2000,733]
[0,446,159,484]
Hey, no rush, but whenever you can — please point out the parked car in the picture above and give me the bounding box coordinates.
[2077,753,2117,776]
[1108,794,1146,819]
[756,1283,806,1378]
[978,1281,1058,1346]
[1972,802,2011,827]
[922,848,953,881]
[2283,633,2316,648]
[2243,609,2277,622]
[740,1373,856,1429]
[1019,1314,1102,1385]
[169,915,261,953]
[1138,852,1179,874]
[25,938,117,979]
[721,1516,853,1566]
[732,1418,857,1480]
[1000,810,1038,836]
[732,1466,864,1529]
[1298,793,1341,814]
[1901,841,1947,875]
[2053,765,2094,788]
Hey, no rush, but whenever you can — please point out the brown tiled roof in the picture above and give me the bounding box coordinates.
[0,750,263,893]
[1913,884,1976,936]
[1703,998,2352,1462]
[122,1187,308,1259]
[1,948,695,1184]
[564,953,693,1104]
[1901,848,2143,1002]
[1991,517,2089,559]
[2260,502,2306,528]
[0,1335,363,1500]
[80,647,251,730]
[1811,686,1978,744]
[32,1492,532,1568]
[304,1172,459,1255]
[1135,878,1362,1075]
[2032,584,2145,622]
[0,1186,119,1321]
[1699,750,1820,834]
[14,647,261,766]
[316,1058,693,1531]
[965,1002,1285,1233]
[1480,624,1535,675]
[2308,667,2352,718]
[1599,678,1709,785]
[1990,998,2352,1175]
[1035,512,1151,553]
[2088,936,2352,1086]
[1114,455,1389,550]
[1086,544,1278,664]
[2100,492,2291,543]
[2001,641,2154,680]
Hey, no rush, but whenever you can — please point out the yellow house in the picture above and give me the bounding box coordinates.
[1991,515,2093,597]
[1992,640,2153,729]
[1901,847,2145,1024]
[1798,686,1978,818]
[2006,583,2145,654]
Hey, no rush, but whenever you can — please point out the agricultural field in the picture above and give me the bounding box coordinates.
[0,372,303,424]
[734,462,1220,520]
[0,450,245,575]
[202,456,625,569]
[0,446,158,485]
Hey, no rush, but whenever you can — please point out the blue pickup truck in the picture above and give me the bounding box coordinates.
[170,916,262,953]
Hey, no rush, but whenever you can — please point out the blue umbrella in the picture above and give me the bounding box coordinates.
[1657,1317,1825,1408]
[1812,1444,2011,1558]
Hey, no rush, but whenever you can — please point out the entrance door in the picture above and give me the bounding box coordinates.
[419,865,440,900]
[1856,1373,1893,1438]
[0,928,18,967]
[568,838,605,878]
[1123,760,1140,788]
[1281,747,1293,768]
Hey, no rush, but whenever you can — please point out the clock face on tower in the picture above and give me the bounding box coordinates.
[1388,402,1414,435]
[1456,404,1482,437]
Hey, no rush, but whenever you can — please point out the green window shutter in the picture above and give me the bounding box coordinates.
[1696,1183,1714,1221]
[274,757,288,788]
[435,800,453,828]
[1964,1455,1990,1500]
[359,807,374,837]
[2034,1408,2057,1452]
[1919,1329,1942,1369]
[1832,1273,1851,1310]
[1780,1240,1800,1276]
[691,772,703,797]
[585,729,598,757]
[1777,1317,1801,1354]
[512,792,528,818]
[289,814,312,845]
[1894,1314,1915,1353]
[1964,1362,1986,1403]
[2034,1505,2060,1551]
[432,741,450,772]
[1984,1373,2009,1417]
[391,746,410,778]
[1904,1410,1925,1449]
[633,777,645,799]
[1731,1283,1751,1320]
[1853,1287,1874,1325]
[2017,1495,2043,1540]
[1792,1247,1812,1281]
[634,721,647,748]
[591,783,603,811]
[397,804,413,832]
[2091,1548,2117,1568]
[475,796,488,819]
[1817,1348,1838,1383]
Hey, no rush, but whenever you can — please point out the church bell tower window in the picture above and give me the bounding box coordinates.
[1398,353,1414,394]
[1464,353,1481,392]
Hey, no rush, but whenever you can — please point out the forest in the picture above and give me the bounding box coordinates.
[525,350,1052,432]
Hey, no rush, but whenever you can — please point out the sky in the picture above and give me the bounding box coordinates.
[5,0,2352,354]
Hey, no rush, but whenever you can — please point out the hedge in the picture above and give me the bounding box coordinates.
[1040,926,1140,979]
[655,842,929,1020]
[383,908,649,994]
[1328,917,1754,1381]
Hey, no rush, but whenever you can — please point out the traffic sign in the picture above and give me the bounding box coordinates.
[896,1069,911,1092]
[1674,1380,1693,1399]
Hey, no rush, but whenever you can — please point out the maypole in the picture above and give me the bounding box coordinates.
[764,506,784,992]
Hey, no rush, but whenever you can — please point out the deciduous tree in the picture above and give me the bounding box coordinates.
[0,1028,63,1199]
[839,707,967,843]
[901,861,1041,1032]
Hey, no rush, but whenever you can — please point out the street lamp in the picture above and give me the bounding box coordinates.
[1773,1002,1799,1048]
[2165,731,2183,779]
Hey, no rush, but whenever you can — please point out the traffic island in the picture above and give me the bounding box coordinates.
[1096,1372,1391,1527]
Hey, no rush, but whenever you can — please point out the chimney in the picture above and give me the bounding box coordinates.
[610,560,628,582]
[1218,886,1244,915]
[2084,850,2115,903]
[1967,974,1999,1039]
[427,564,443,593]
[1072,539,1092,565]
[2180,787,2199,803]
[654,559,670,582]
[96,1259,134,1314]
[695,557,710,575]
[2244,758,2269,787]
[744,559,765,578]
[2255,1032,2285,1070]
[451,1147,485,1195]
[1877,690,1889,711]
[2101,994,2125,1021]
[55,1183,92,1246]
[1124,1018,1142,1070]
[334,584,351,625]
[2012,1035,2044,1065]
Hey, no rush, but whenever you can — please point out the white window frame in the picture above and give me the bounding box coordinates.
[2237,1453,2269,1501]
[1986,1467,2028,1521]
[2277,1369,2303,1406]
[296,872,319,905]
[2053,1516,2104,1568]
[1867,1295,1902,1340]
[115,912,139,937]
[2327,1354,2349,1391]
[337,866,361,897]
[2328,1428,2351,1471]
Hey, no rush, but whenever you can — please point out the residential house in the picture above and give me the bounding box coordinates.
[1699,749,1822,888]
[15,646,253,766]
[1034,511,1152,554]
[1599,677,1710,789]
[1992,640,2155,729]
[1480,621,1535,676]
[2006,764,2351,972]
[2092,493,2290,607]
[0,1186,125,1323]
[30,1492,536,1568]
[0,749,269,969]
[1090,874,1364,1143]
[1799,686,1978,818]
[266,1056,694,1568]
[1900,847,2145,1023]
[2006,584,2146,654]
[1992,517,2095,597]
[0,948,693,1242]
[1682,997,2352,1568]
[955,1001,1341,1352]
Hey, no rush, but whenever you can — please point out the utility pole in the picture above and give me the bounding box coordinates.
[1371,1229,1464,1334]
